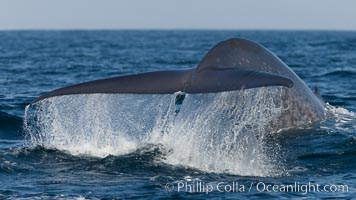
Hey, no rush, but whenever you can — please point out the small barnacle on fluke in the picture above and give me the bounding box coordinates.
[174,91,186,114]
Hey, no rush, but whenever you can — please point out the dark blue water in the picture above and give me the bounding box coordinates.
[1,31,355,199]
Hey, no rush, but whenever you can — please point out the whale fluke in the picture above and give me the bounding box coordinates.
[31,38,294,104]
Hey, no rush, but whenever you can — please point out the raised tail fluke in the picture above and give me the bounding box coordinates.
[31,67,293,104]
[31,38,295,104]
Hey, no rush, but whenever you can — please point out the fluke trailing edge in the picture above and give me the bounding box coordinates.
[31,38,294,104]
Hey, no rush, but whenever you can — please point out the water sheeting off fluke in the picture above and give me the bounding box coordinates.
[25,87,289,177]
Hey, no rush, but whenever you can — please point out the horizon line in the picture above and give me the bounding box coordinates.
[0,28,356,32]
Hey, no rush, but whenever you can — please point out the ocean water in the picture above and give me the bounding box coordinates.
[0,30,355,199]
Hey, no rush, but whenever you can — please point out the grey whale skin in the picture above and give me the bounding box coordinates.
[32,38,325,129]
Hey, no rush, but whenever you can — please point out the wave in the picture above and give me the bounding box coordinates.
[0,111,22,128]
[324,103,356,135]
[0,144,192,178]
[316,70,356,78]
[0,111,23,139]
[24,88,289,177]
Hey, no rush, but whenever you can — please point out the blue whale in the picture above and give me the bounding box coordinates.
[31,38,325,129]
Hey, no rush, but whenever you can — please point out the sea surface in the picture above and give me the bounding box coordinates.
[0,30,355,199]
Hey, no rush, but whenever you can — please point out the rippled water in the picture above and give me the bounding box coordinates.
[1,31,355,199]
